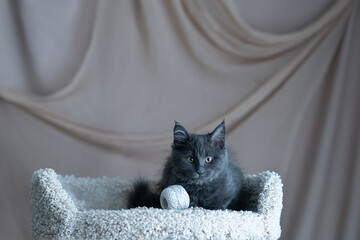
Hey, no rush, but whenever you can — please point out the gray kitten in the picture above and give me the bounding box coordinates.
[128,121,244,210]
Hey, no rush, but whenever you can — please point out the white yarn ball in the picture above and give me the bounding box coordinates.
[160,185,190,210]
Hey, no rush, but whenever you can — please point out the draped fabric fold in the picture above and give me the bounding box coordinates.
[0,0,354,148]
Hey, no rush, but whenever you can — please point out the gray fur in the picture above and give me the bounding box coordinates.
[161,121,243,210]
[128,121,244,210]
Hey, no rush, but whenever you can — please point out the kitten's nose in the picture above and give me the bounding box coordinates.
[192,173,200,179]
[196,169,205,175]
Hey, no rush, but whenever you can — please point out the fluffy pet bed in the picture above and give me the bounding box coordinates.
[30,168,283,240]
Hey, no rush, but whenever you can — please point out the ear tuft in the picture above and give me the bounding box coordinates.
[173,121,189,144]
[210,121,226,149]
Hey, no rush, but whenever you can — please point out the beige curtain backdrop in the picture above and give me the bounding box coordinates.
[0,0,359,239]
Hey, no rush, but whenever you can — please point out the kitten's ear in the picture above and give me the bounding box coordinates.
[173,121,189,144]
[210,121,226,149]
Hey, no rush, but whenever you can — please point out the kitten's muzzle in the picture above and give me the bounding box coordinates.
[192,173,200,179]
[195,167,205,175]
[192,170,204,179]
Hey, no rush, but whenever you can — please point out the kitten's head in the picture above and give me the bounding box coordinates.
[170,121,229,184]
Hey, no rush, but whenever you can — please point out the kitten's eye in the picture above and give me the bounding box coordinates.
[205,156,213,163]
[187,156,194,163]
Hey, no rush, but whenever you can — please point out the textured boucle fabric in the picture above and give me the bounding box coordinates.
[30,168,283,240]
